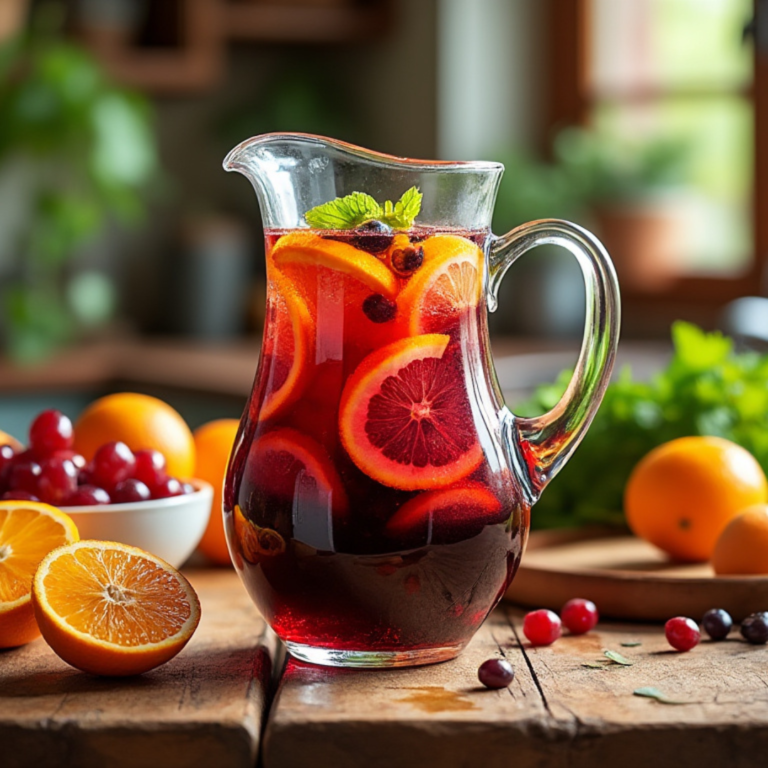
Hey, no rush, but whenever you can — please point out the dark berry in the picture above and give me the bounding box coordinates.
[561,598,599,635]
[112,478,152,504]
[0,444,16,490]
[29,409,73,458]
[362,293,397,323]
[665,616,701,651]
[523,609,562,646]
[478,658,515,689]
[37,456,78,505]
[50,449,86,470]
[151,476,185,499]
[1,490,40,502]
[92,441,136,491]
[7,460,42,495]
[740,612,768,644]
[350,220,393,254]
[78,463,95,486]
[64,485,111,506]
[133,449,167,488]
[702,609,733,641]
[391,245,424,276]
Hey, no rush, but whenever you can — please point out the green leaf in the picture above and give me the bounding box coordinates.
[581,662,609,669]
[620,641,642,647]
[633,687,688,705]
[380,186,423,229]
[304,191,382,229]
[604,650,634,666]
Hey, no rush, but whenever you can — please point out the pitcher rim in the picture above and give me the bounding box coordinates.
[223,132,505,174]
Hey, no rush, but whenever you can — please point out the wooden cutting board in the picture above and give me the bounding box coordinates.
[505,529,768,621]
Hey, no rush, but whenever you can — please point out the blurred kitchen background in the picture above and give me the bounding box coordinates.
[0,0,764,433]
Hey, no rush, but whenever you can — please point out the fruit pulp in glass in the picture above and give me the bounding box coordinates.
[224,227,528,653]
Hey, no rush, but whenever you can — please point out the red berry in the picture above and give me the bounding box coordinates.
[50,449,86,470]
[478,658,515,689]
[64,485,111,506]
[151,476,185,499]
[112,479,152,504]
[37,456,78,505]
[92,441,136,491]
[0,444,16,491]
[78,463,95,486]
[523,609,562,646]
[7,460,42,495]
[561,598,599,635]
[1,490,40,502]
[133,449,167,487]
[29,409,73,457]
[665,616,700,652]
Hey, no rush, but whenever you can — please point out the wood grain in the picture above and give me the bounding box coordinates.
[0,569,277,768]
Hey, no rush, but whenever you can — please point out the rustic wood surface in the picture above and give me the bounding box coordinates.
[0,569,277,768]
[507,529,768,621]
[264,604,768,768]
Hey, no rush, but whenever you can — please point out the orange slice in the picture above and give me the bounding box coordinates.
[32,541,200,676]
[398,235,484,334]
[234,504,286,564]
[0,501,79,648]
[272,231,398,299]
[258,272,314,422]
[386,484,504,543]
[339,335,483,490]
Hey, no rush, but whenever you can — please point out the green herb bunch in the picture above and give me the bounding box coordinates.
[523,322,768,529]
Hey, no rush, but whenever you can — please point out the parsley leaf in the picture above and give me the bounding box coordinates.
[304,187,422,230]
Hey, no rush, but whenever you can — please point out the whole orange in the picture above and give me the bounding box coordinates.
[193,419,240,565]
[74,393,195,479]
[712,505,768,575]
[624,436,768,562]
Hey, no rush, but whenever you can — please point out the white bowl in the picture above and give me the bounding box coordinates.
[64,480,213,568]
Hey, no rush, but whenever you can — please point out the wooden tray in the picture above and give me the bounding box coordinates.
[505,529,768,621]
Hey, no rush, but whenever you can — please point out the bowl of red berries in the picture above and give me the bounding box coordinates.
[0,409,213,568]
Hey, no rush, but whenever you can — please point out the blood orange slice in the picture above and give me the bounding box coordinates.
[272,231,398,299]
[386,484,504,544]
[258,273,314,422]
[398,235,483,334]
[339,335,483,490]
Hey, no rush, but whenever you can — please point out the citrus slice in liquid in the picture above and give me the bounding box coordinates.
[257,273,314,422]
[339,334,483,490]
[386,484,504,542]
[398,235,484,334]
[234,504,286,564]
[272,231,398,299]
[0,501,80,648]
[32,540,200,676]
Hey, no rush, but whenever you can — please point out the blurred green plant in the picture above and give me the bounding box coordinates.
[0,6,159,361]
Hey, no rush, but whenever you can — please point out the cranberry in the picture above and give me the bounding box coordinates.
[561,598,599,635]
[351,220,394,254]
[112,479,152,504]
[665,616,700,651]
[64,485,111,506]
[151,476,185,499]
[7,460,42,495]
[391,245,424,276]
[523,609,562,646]
[740,612,768,645]
[78,462,95,486]
[702,609,733,641]
[29,409,73,457]
[362,294,397,323]
[0,444,16,490]
[50,449,86,470]
[1,490,40,502]
[133,449,167,488]
[478,658,515,689]
[92,441,136,491]
[37,456,78,505]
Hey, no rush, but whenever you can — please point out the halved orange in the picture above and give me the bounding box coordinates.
[397,235,484,334]
[386,484,503,542]
[339,335,483,490]
[258,272,314,422]
[272,231,398,299]
[0,501,79,648]
[32,541,200,676]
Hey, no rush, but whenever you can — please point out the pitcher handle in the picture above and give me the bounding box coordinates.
[488,219,621,501]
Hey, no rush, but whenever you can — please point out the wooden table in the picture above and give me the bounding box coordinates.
[4,569,767,768]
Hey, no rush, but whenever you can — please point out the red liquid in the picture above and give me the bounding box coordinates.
[224,228,528,653]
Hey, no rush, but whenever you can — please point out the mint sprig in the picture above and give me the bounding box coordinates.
[305,187,422,230]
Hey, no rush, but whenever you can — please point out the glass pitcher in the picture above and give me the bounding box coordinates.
[222,133,620,668]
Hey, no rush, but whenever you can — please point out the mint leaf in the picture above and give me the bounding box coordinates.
[633,687,688,705]
[304,187,422,230]
[381,186,423,229]
[604,650,634,666]
[304,192,382,229]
